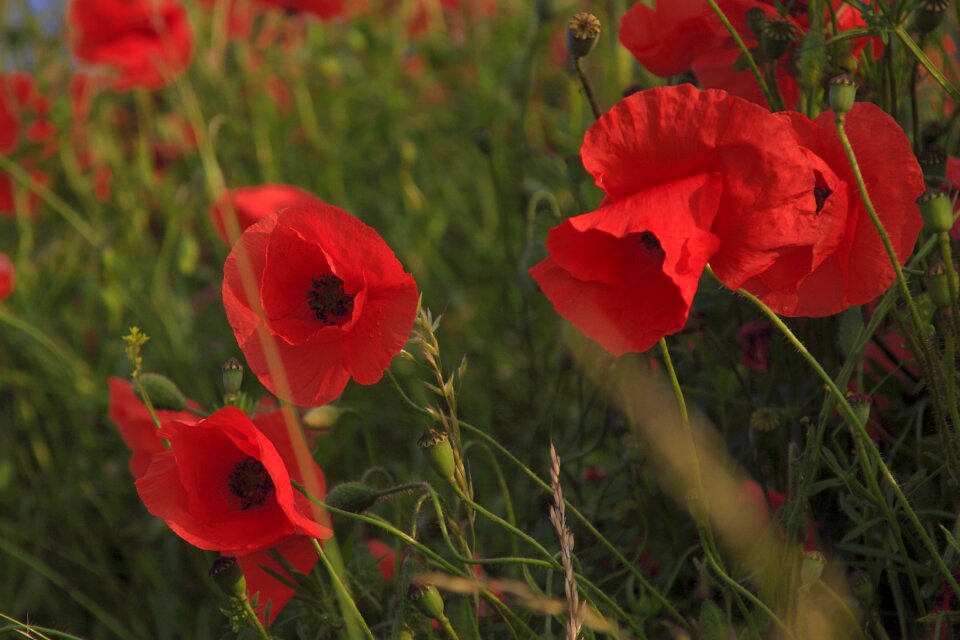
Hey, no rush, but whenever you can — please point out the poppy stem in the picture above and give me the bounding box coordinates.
[238,596,272,640]
[311,539,376,640]
[704,0,781,111]
[573,57,601,121]
[895,25,960,105]
[715,266,960,604]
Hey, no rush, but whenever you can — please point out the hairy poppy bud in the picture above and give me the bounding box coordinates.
[407,583,445,620]
[418,427,456,482]
[800,550,826,589]
[914,0,950,34]
[829,74,857,114]
[567,12,601,60]
[925,261,957,309]
[136,373,187,410]
[746,7,766,39]
[763,19,797,59]
[221,358,244,395]
[326,481,380,513]
[210,555,247,600]
[918,189,954,233]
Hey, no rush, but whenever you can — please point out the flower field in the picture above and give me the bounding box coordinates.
[3,1,960,638]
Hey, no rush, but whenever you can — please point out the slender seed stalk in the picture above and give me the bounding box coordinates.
[704,0,780,110]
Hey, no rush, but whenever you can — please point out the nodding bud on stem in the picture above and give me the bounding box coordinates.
[567,12,601,60]
[917,189,954,234]
[325,481,380,513]
[407,583,445,620]
[418,427,456,483]
[210,556,247,600]
[829,74,857,114]
[221,358,244,395]
[136,373,187,410]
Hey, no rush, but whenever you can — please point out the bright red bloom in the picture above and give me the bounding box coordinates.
[0,253,14,301]
[223,204,419,406]
[69,0,194,91]
[136,406,331,555]
[107,377,199,478]
[531,85,813,354]
[735,104,924,316]
[211,184,323,245]
[255,0,344,19]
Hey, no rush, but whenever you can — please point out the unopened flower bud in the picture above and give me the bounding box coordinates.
[764,19,797,59]
[418,427,456,482]
[210,555,247,600]
[914,0,950,34]
[829,74,857,114]
[326,481,379,513]
[918,189,954,234]
[136,373,186,410]
[303,405,343,430]
[800,550,826,589]
[849,570,873,604]
[845,391,871,426]
[221,358,244,395]
[746,7,767,39]
[925,261,957,309]
[567,12,601,60]
[407,583,445,620]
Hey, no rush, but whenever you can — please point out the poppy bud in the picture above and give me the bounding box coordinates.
[829,74,857,114]
[919,148,947,184]
[136,373,186,410]
[914,0,950,35]
[418,427,456,483]
[763,19,797,59]
[407,583,445,620]
[845,391,871,426]
[746,7,766,39]
[210,555,247,600]
[567,12,601,60]
[917,189,954,234]
[925,261,957,309]
[699,600,727,640]
[326,481,380,513]
[850,570,873,604]
[800,550,826,589]
[221,358,244,395]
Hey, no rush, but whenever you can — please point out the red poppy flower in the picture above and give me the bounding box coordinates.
[136,406,332,556]
[364,539,397,581]
[0,73,54,217]
[738,479,818,551]
[0,253,14,301]
[531,85,813,354]
[255,0,344,19]
[211,184,323,245]
[107,377,200,478]
[68,0,194,91]
[734,104,924,316]
[223,204,419,406]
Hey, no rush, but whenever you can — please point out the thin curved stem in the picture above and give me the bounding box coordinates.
[704,0,780,110]
[312,540,376,640]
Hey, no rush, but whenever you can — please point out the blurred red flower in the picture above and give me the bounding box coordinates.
[735,104,924,316]
[531,85,813,354]
[211,184,323,245]
[0,73,55,216]
[256,0,345,19]
[739,479,818,551]
[365,539,397,581]
[222,204,419,406]
[69,0,194,91]
[0,253,14,301]
[136,406,331,555]
[107,377,199,478]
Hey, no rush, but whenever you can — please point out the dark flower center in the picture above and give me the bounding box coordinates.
[813,171,833,213]
[307,274,355,326]
[228,457,274,510]
[637,231,666,266]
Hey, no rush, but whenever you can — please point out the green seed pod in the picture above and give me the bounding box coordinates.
[136,373,187,410]
[914,0,950,35]
[210,556,247,600]
[749,407,780,433]
[829,74,857,114]
[919,148,947,184]
[567,12,601,60]
[393,628,415,640]
[764,19,797,59]
[850,570,873,605]
[221,358,244,395]
[746,7,767,39]
[418,428,456,482]
[918,189,954,234]
[325,481,380,513]
[925,261,957,310]
[800,550,826,589]
[845,391,871,427]
[407,583,445,620]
